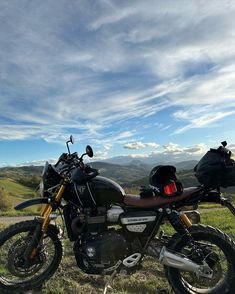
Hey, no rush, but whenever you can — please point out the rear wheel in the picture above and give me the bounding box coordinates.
[165,225,235,294]
[0,220,63,293]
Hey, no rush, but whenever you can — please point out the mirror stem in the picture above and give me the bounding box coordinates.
[66,141,71,155]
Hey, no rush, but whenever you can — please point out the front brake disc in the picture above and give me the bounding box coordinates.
[7,237,46,278]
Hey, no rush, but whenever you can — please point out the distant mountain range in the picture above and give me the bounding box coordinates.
[1,160,235,194]
[0,159,198,187]
[103,153,199,167]
[97,159,198,171]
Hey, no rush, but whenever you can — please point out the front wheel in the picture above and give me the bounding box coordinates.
[165,225,235,294]
[0,220,63,293]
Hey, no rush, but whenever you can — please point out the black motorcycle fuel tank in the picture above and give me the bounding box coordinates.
[68,176,125,207]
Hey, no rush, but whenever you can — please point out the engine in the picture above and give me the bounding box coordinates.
[71,205,128,274]
[73,230,128,274]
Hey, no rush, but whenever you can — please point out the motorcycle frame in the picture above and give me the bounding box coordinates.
[14,181,235,264]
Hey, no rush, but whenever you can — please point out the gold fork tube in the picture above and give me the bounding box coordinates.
[41,184,66,233]
[55,184,66,202]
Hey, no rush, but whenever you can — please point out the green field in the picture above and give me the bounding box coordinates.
[0,178,39,216]
[0,209,234,294]
[0,178,34,199]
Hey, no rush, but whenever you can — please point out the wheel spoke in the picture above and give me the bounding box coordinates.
[179,240,228,293]
[0,228,56,283]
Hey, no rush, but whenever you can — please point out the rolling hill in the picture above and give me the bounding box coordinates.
[1,160,234,200]
[0,160,199,191]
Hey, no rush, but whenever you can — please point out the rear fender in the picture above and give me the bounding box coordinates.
[199,191,221,203]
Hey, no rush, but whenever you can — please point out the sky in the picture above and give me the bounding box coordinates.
[1,0,235,166]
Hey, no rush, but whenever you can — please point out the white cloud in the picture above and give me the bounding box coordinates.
[184,143,207,155]
[129,153,149,158]
[124,141,159,150]
[163,143,183,153]
[145,142,159,148]
[163,142,207,155]
[104,142,210,165]
[16,159,57,167]
[92,150,109,161]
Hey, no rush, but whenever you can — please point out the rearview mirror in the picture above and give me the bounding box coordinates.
[66,135,74,154]
[86,145,93,158]
[70,135,74,144]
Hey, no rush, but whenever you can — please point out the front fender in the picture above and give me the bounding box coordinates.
[15,198,49,210]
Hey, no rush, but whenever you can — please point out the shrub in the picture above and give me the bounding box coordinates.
[0,187,12,211]
[17,175,40,189]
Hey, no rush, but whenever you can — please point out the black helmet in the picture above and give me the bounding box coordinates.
[149,165,183,197]
[149,165,177,186]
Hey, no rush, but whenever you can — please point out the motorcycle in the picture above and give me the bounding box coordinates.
[0,136,235,294]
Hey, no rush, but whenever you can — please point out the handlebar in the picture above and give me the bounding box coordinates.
[54,151,99,181]
[55,152,79,167]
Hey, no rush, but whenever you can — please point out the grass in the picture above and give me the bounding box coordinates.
[201,209,235,238]
[0,209,234,294]
[198,203,222,209]
[0,208,40,217]
[0,178,39,216]
[0,178,34,199]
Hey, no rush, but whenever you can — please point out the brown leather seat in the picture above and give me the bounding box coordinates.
[123,187,203,208]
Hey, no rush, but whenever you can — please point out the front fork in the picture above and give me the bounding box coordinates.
[41,183,66,232]
[24,182,66,261]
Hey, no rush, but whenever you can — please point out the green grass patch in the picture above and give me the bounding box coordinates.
[0,208,40,217]
[0,178,39,216]
[0,178,34,199]
[200,208,235,238]
[198,203,222,209]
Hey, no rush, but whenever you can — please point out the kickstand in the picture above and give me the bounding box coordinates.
[103,269,117,294]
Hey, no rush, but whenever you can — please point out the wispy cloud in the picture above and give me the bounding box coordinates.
[174,111,235,134]
[1,0,235,162]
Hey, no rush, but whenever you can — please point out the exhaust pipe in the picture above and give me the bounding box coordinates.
[147,245,213,278]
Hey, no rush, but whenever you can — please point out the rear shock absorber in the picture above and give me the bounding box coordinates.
[166,208,204,261]
[166,209,194,244]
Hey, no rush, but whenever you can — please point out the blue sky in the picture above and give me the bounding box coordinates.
[1,0,235,166]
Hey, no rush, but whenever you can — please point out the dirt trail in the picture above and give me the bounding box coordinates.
[0,216,35,225]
